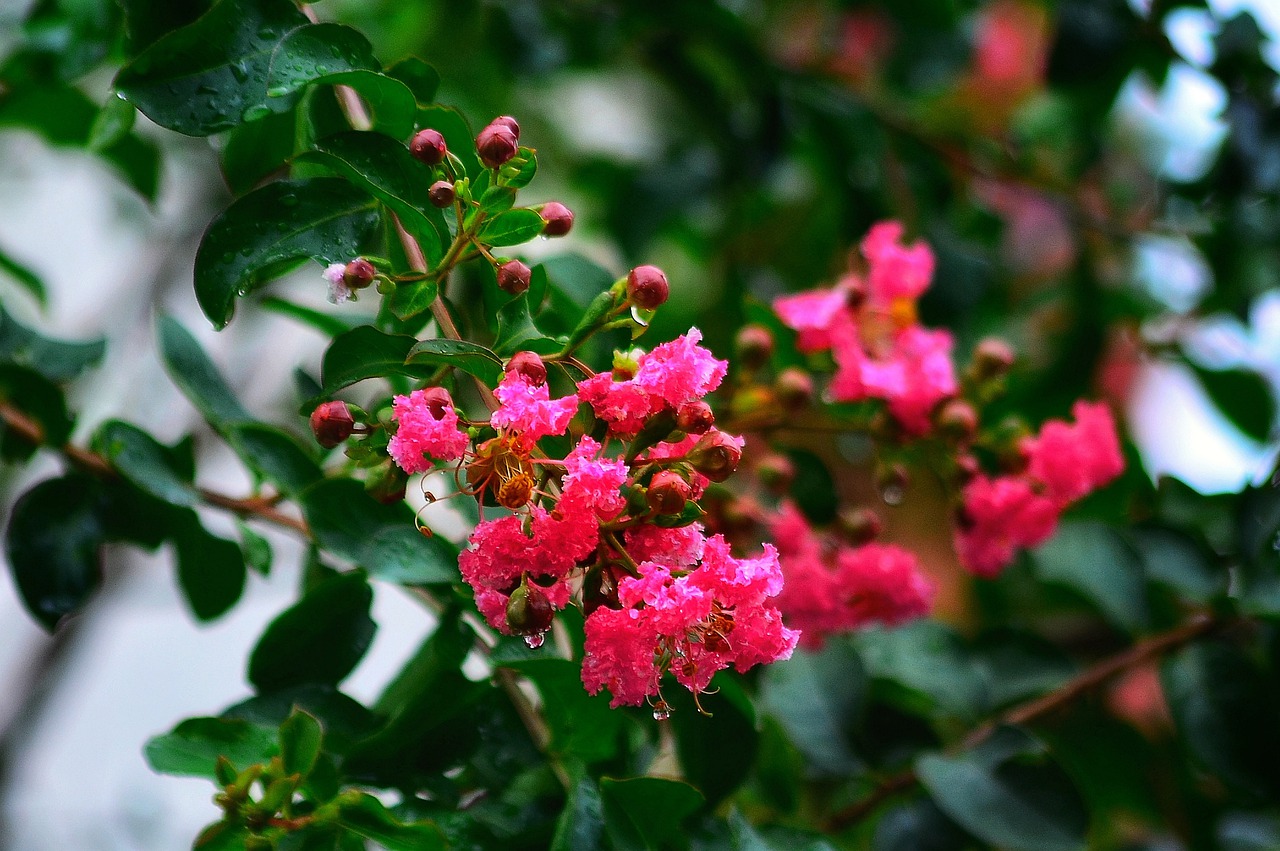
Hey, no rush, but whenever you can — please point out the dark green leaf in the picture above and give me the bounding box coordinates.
[94,419,197,507]
[193,178,378,329]
[374,610,473,717]
[502,658,624,765]
[156,315,252,423]
[237,519,273,575]
[599,777,703,851]
[173,511,247,621]
[118,0,212,54]
[1192,365,1276,443]
[873,798,969,851]
[404,338,504,386]
[0,244,46,306]
[386,279,440,322]
[1129,526,1225,603]
[495,292,563,356]
[317,70,418,138]
[264,23,377,97]
[970,629,1075,710]
[386,57,439,106]
[5,474,104,630]
[114,0,309,135]
[1034,521,1148,633]
[726,809,839,851]
[0,365,74,461]
[320,325,433,393]
[194,821,252,851]
[145,716,278,777]
[758,641,863,775]
[248,571,376,693]
[223,685,376,756]
[855,621,985,718]
[477,209,546,247]
[916,727,1089,851]
[219,106,297,195]
[279,708,323,777]
[669,675,758,808]
[300,479,460,584]
[551,772,606,851]
[226,422,323,496]
[0,305,105,381]
[87,94,136,151]
[336,793,447,850]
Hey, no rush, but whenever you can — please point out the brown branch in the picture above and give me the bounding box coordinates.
[824,613,1225,832]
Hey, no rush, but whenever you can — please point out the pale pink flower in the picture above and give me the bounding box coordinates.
[774,288,850,352]
[323,263,352,304]
[388,389,470,473]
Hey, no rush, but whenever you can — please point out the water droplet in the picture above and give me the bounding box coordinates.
[243,105,270,122]
[652,704,671,721]
[230,62,249,83]
[524,633,545,649]
[880,484,905,506]
[266,85,289,98]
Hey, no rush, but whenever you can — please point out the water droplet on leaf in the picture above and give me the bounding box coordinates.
[523,633,545,649]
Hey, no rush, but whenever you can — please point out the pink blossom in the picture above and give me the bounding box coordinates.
[624,524,706,568]
[558,437,628,521]
[575,373,653,434]
[323,263,352,304]
[388,389,470,473]
[491,372,578,450]
[581,607,663,707]
[830,324,957,434]
[1023,400,1124,503]
[861,221,935,304]
[954,474,1061,577]
[774,288,850,352]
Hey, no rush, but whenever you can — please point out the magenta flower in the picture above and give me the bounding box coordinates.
[388,388,470,474]
[954,474,1061,578]
[1023,400,1125,503]
[491,372,579,450]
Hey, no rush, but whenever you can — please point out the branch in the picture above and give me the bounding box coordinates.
[824,613,1224,832]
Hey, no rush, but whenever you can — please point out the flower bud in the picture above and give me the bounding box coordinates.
[734,324,774,371]
[310,401,354,448]
[755,452,795,494]
[775,367,814,410]
[428,180,456,208]
[626,265,669,310]
[505,351,547,386]
[506,581,553,636]
[935,398,978,441]
[954,453,981,485]
[490,115,521,139]
[647,471,692,515]
[972,337,1016,379]
[418,386,453,420]
[540,201,574,236]
[343,258,376,290]
[837,506,883,545]
[675,400,715,435]
[688,429,742,482]
[409,128,447,165]
[497,259,531,295]
[612,348,643,381]
[476,124,518,169]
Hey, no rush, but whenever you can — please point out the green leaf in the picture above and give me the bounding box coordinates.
[87,94,137,151]
[477,209,546,247]
[374,610,473,717]
[320,325,433,393]
[1162,639,1280,795]
[300,479,460,584]
[726,809,839,851]
[669,675,759,808]
[248,571,376,693]
[219,106,297,195]
[259,295,367,337]
[114,0,309,135]
[758,641,863,776]
[172,511,247,621]
[318,70,419,138]
[156,315,252,424]
[501,658,624,765]
[223,685,376,756]
[0,366,74,461]
[970,629,1075,710]
[118,0,212,54]
[855,621,985,718]
[226,422,323,496]
[335,793,447,850]
[404,339,504,386]
[599,777,704,851]
[94,419,198,507]
[0,305,105,380]
[238,519,273,575]
[5,474,104,630]
[299,132,447,264]
[264,22,377,96]
[916,727,1089,851]
[194,178,379,329]
[0,244,47,306]
[194,821,252,850]
[500,148,538,189]
[551,773,606,851]
[414,105,480,177]
[387,279,440,322]
[1034,520,1148,633]
[386,57,439,106]
[495,292,563,356]
[279,708,323,777]
[1192,365,1276,443]
[145,716,278,777]
[1129,526,1225,603]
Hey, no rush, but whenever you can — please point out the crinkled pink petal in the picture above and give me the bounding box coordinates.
[774,289,850,353]
[862,220,935,304]
[1024,400,1124,503]
[625,524,706,568]
[491,373,578,449]
[633,327,728,408]
[388,389,470,473]
[955,474,1061,577]
[559,436,629,521]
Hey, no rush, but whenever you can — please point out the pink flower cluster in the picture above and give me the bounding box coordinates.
[388,388,470,474]
[956,401,1124,576]
[491,371,579,450]
[774,222,957,434]
[769,502,934,648]
[582,531,798,708]
[577,328,728,434]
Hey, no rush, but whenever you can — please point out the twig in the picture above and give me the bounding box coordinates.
[824,613,1224,832]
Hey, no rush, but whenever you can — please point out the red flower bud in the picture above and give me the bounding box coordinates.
[343,258,376,290]
[675,400,715,435]
[688,429,742,482]
[418,386,453,420]
[409,128,447,165]
[837,506,883,545]
[310,401,354,448]
[626,265,669,310]
[775,367,814,410]
[734,324,774,371]
[497,259,531,295]
[490,115,521,139]
[755,452,795,494]
[428,180,456,208]
[476,124,519,169]
[647,471,692,515]
[505,351,547,386]
[955,453,981,485]
[972,337,1016,379]
[506,581,553,636]
[540,201,574,237]
[936,398,979,441]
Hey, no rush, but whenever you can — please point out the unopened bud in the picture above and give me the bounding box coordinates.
[775,367,814,410]
[476,124,518,169]
[734,324,774,371]
[955,453,981,485]
[540,201,574,236]
[626,265,669,310]
[490,115,521,139]
[837,506,882,545]
[310,401,354,448]
[972,337,1016,379]
[505,351,547,386]
[647,471,692,515]
[688,429,742,482]
[612,348,643,381]
[506,581,553,636]
[428,180,456,208]
[343,258,376,290]
[418,387,454,420]
[755,453,795,494]
[497,259,531,295]
[675,400,715,435]
[935,398,978,441]
[409,128,447,165]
